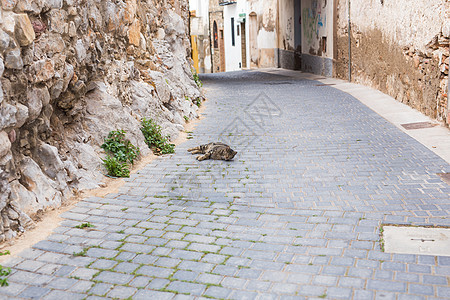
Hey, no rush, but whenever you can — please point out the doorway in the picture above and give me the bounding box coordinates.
[241,20,247,69]
[219,29,225,72]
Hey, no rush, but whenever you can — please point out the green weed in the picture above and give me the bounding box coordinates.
[0,265,11,287]
[192,69,203,88]
[102,155,130,178]
[75,223,94,229]
[140,118,175,155]
[101,130,139,177]
[102,130,140,164]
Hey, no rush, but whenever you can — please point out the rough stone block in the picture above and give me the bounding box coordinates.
[128,19,140,47]
[0,131,12,157]
[14,13,35,46]
[4,48,23,69]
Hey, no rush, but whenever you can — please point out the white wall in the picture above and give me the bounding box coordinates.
[188,0,209,30]
[189,0,211,73]
[223,1,249,71]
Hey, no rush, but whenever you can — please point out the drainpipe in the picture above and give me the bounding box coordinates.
[348,0,352,82]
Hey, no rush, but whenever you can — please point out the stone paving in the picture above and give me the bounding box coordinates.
[1,70,450,299]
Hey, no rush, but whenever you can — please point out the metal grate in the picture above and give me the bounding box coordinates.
[400,122,438,130]
[315,83,336,86]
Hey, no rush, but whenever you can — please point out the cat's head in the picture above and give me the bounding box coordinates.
[225,149,238,161]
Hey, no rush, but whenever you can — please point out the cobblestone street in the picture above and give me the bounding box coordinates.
[1,70,450,299]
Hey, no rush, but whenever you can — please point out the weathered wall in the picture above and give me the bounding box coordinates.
[247,0,277,68]
[0,0,202,242]
[277,0,300,70]
[300,0,335,76]
[336,0,449,126]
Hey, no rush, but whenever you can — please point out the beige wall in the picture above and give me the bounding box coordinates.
[247,0,278,68]
[335,0,449,126]
[338,0,446,52]
[277,0,296,51]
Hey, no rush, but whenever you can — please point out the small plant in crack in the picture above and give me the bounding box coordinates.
[73,247,90,257]
[0,265,11,286]
[192,69,203,88]
[75,222,95,229]
[379,226,386,252]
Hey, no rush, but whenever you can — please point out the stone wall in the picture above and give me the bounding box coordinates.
[335,0,449,126]
[0,0,203,242]
[209,0,224,73]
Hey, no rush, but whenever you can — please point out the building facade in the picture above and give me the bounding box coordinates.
[189,0,212,73]
[190,0,449,126]
[197,0,335,76]
[209,0,226,73]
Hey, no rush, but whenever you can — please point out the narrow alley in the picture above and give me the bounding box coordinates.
[1,70,449,299]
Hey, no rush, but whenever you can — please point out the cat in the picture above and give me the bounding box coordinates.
[187,142,237,161]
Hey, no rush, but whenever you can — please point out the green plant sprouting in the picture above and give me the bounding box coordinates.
[192,69,203,88]
[101,130,140,178]
[102,130,140,164]
[102,155,130,178]
[140,118,175,155]
[75,222,95,229]
[0,265,11,287]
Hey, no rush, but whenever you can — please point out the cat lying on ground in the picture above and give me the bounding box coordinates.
[187,142,237,161]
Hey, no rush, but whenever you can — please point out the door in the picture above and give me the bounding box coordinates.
[219,30,226,72]
[241,21,247,69]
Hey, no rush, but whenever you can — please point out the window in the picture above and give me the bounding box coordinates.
[231,18,235,46]
[213,21,218,48]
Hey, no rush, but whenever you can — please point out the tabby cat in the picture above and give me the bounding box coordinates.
[187,142,237,161]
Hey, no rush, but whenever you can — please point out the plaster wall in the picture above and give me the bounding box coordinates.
[247,0,278,68]
[301,0,334,58]
[338,0,446,52]
[278,0,296,52]
[335,0,449,126]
